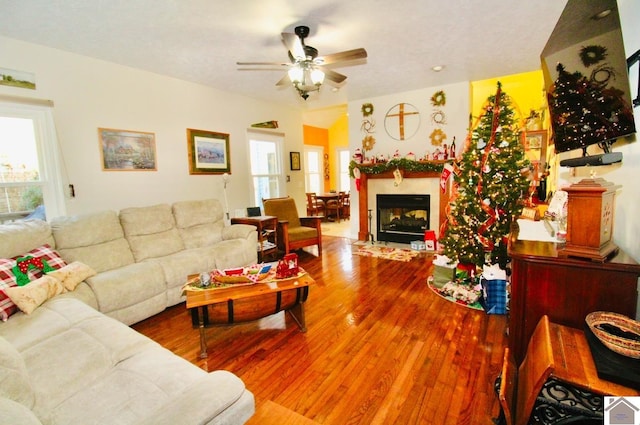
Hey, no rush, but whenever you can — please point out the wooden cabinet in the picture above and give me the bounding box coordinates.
[231,216,278,262]
[508,232,640,364]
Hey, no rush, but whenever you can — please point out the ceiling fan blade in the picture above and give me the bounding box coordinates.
[321,68,347,84]
[275,74,290,87]
[281,32,306,61]
[236,61,288,66]
[318,48,367,65]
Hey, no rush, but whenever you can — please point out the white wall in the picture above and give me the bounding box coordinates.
[0,36,305,217]
[347,82,471,239]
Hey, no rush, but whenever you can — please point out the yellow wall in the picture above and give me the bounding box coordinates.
[303,125,329,191]
[470,70,546,127]
[328,114,349,191]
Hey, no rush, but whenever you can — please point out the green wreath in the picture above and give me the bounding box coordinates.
[361,103,374,117]
[430,90,446,107]
[580,45,607,67]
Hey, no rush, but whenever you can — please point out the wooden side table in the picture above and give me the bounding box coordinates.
[548,321,639,396]
[231,215,278,261]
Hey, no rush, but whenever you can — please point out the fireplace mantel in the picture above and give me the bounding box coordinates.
[357,168,451,241]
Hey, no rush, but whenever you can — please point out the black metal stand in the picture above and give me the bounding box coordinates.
[367,209,375,244]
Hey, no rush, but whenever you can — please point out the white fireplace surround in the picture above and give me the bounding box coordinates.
[368,178,440,241]
[351,168,451,242]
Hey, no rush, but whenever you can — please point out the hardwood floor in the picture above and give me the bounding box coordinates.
[132,236,508,424]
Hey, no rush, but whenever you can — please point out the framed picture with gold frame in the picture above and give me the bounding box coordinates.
[290,151,301,171]
[523,130,547,150]
[187,128,230,174]
[98,128,157,171]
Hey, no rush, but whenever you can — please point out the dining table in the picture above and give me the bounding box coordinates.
[315,193,340,204]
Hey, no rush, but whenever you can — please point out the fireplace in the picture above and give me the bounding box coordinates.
[376,194,430,244]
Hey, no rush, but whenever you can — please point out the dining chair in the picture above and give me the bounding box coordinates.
[305,192,324,216]
[324,192,344,222]
[341,191,350,220]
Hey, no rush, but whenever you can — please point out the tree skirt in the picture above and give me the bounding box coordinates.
[353,245,419,262]
[426,277,484,311]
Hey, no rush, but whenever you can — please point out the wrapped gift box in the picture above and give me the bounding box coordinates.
[411,240,426,250]
[431,254,457,288]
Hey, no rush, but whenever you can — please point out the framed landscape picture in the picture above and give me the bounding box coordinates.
[98,128,157,171]
[187,129,231,174]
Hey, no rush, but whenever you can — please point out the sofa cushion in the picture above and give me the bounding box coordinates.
[0,245,67,321]
[0,220,54,259]
[51,210,124,249]
[85,262,165,315]
[203,240,257,271]
[0,336,35,408]
[1,297,252,425]
[51,211,135,273]
[147,249,209,306]
[173,199,225,249]
[0,397,42,425]
[172,199,225,229]
[46,262,97,292]
[120,204,185,261]
[4,276,64,315]
[57,239,135,274]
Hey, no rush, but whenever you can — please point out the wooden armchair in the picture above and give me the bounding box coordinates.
[496,315,554,425]
[263,196,322,256]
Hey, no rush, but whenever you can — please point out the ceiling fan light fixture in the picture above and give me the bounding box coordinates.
[311,68,325,85]
[288,66,303,84]
[238,25,366,101]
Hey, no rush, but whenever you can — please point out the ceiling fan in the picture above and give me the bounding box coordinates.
[237,25,367,100]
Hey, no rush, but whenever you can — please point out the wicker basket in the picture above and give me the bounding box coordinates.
[586,311,640,359]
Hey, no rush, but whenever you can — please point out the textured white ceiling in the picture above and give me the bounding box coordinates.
[0,1,569,126]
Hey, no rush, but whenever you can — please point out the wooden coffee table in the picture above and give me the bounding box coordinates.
[185,271,313,358]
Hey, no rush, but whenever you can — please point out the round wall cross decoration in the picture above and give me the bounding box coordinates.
[384,103,420,141]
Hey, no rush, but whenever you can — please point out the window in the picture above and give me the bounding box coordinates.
[248,130,284,207]
[337,149,351,192]
[0,101,66,222]
[304,147,323,193]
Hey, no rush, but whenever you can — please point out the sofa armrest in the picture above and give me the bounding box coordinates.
[222,224,256,241]
[137,372,254,425]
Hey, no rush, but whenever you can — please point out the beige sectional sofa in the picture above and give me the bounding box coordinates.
[0,198,257,424]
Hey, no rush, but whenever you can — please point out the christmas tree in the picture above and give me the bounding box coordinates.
[547,63,635,152]
[440,83,530,269]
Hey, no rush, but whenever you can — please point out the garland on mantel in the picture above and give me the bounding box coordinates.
[349,158,450,178]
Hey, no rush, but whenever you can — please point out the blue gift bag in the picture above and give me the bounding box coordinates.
[480,278,507,315]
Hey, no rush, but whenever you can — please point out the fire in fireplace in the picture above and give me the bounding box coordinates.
[376,194,430,244]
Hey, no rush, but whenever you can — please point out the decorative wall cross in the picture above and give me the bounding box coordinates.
[384,103,420,140]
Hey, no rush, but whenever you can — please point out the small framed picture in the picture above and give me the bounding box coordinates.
[290,151,301,171]
[523,130,547,150]
[187,129,231,174]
